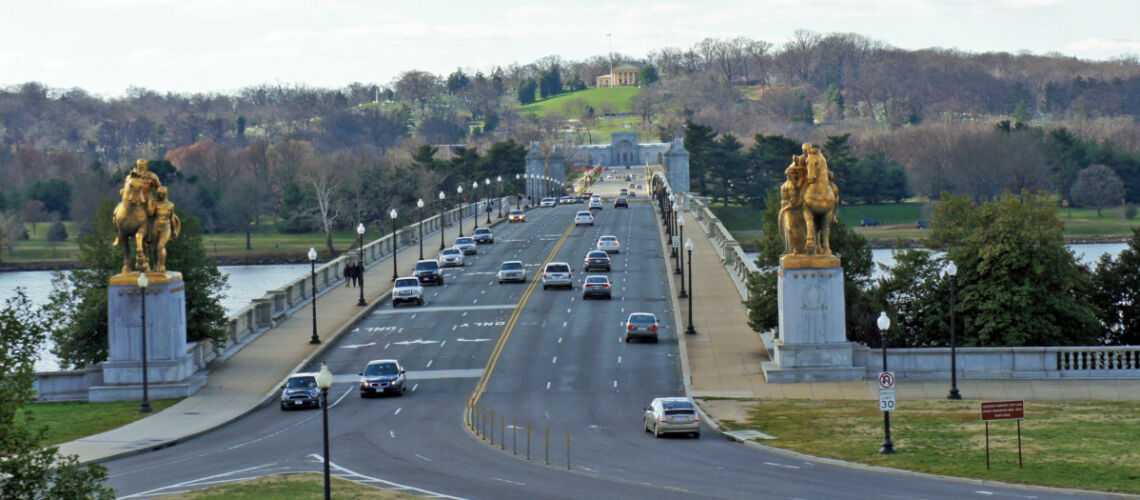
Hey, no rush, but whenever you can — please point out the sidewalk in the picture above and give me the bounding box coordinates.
[661,205,1140,422]
[61,210,508,464]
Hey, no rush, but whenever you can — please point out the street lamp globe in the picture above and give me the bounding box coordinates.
[417,198,424,209]
[473,181,478,190]
[439,191,445,201]
[485,178,490,187]
[945,261,957,277]
[457,185,463,195]
[497,175,502,183]
[308,247,317,261]
[877,311,891,331]
[685,238,694,252]
[317,363,332,389]
[390,208,398,219]
[137,272,149,288]
[356,223,365,236]
[678,217,685,228]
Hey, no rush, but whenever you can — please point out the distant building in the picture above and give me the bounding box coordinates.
[571,132,690,192]
[595,62,644,87]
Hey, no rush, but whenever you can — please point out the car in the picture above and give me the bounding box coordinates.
[559,196,575,205]
[588,200,603,210]
[359,359,406,397]
[582,275,613,300]
[508,210,526,223]
[541,198,557,208]
[454,237,477,255]
[541,262,573,290]
[860,219,881,227]
[391,277,425,307]
[916,220,930,229]
[280,372,321,410]
[438,247,465,267]
[473,227,494,244]
[625,312,659,343]
[597,235,620,253]
[614,197,628,208]
[413,259,443,285]
[620,188,628,195]
[643,397,700,438]
[583,250,611,271]
[497,260,527,283]
[574,211,594,226]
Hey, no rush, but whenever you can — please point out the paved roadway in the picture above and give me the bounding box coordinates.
[103,167,1092,499]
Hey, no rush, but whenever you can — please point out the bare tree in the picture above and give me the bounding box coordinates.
[301,156,344,254]
[1071,164,1125,216]
[394,70,442,112]
[0,211,24,263]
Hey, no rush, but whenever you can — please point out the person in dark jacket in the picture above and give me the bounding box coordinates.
[344,262,353,287]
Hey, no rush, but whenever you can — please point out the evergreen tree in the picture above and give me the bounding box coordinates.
[638,64,659,86]
[516,78,537,105]
[1,291,115,499]
[46,199,229,368]
[683,120,718,194]
[1090,228,1140,345]
[47,221,68,242]
[746,134,801,208]
[926,191,1100,346]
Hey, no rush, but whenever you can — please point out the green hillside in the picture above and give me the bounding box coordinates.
[521,87,641,116]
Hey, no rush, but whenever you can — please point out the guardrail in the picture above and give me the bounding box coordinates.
[853,345,1140,379]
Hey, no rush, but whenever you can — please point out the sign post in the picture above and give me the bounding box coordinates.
[980,401,1024,470]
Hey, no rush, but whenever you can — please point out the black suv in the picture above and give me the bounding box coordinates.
[583,250,611,272]
[614,197,628,208]
[413,259,444,285]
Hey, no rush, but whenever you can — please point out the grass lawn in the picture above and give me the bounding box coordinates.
[157,473,416,499]
[521,87,640,116]
[716,399,1140,494]
[23,398,183,445]
[5,221,81,263]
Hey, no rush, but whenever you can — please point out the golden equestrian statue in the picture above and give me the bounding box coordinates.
[779,144,840,268]
[112,159,178,274]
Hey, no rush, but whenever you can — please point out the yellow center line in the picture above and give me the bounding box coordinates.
[468,219,576,419]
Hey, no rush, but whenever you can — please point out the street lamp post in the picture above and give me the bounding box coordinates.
[685,239,696,334]
[390,208,399,282]
[438,192,447,250]
[946,261,962,400]
[473,181,480,230]
[456,185,464,237]
[356,223,366,307]
[675,216,685,277]
[316,363,333,500]
[308,247,320,344]
[878,311,896,454]
[137,273,152,413]
[497,175,503,217]
[485,178,492,223]
[416,199,424,260]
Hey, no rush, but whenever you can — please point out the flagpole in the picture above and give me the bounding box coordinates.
[606,33,613,87]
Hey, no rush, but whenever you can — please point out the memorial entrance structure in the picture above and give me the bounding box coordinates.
[762,145,864,382]
[91,160,205,402]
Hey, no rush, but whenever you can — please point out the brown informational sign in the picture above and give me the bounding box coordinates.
[981,401,1024,421]
[980,401,1025,469]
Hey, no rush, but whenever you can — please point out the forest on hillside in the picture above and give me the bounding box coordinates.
[2,31,1140,250]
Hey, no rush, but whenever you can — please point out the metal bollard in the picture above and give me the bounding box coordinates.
[490,411,495,445]
[527,425,531,460]
[545,428,550,465]
[501,416,505,450]
[513,420,517,455]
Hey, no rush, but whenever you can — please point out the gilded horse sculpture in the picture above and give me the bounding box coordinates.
[800,144,837,256]
[112,160,176,274]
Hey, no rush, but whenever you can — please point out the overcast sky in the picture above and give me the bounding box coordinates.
[3,0,1138,98]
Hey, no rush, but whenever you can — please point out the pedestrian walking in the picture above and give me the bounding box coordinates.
[344,262,353,287]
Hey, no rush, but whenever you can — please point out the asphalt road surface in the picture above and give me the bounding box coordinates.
[104,168,1092,499]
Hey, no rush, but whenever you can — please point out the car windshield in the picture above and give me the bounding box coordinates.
[501,262,523,270]
[586,277,608,284]
[395,278,419,287]
[601,237,617,242]
[510,211,522,215]
[456,238,473,244]
[475,229,490,234]
[442,249,459,255]
[547,264,570,273]
[662,401,694,410]
[630,314,656,325]
[577,212,590,217]
[415,262,437,270]
[364,363,399,376]
[286,376,317,389]
[587,252,608,259]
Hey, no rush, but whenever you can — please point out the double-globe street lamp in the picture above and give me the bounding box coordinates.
[356,223,366,306]
[945,261,962,400]
[137,272,152,413]
[472,181,480,230]
[878,311,896,455]
[485,178,492,224]
[308,247,320,344]
[316,363,333,500]
[675,215,685,277]
[497,175,504,217]
[685,238,696,335]
[390,208,399,282]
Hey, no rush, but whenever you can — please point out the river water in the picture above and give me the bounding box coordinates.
[1,264,309,371]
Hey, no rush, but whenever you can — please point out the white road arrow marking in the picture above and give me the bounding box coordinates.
[341,342,377,349]
[456,338,492,342]
[392,339,441,346]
